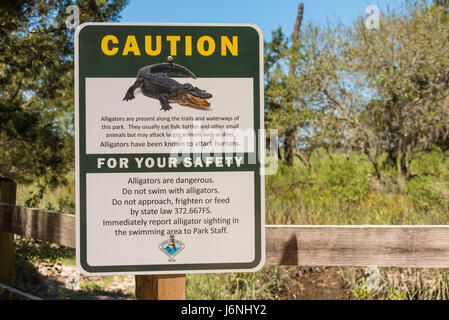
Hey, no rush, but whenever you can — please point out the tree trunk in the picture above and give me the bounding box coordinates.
[284,128,296,166]
[398,151,409,179]
[289,2,304,75]
[364,149,381,180]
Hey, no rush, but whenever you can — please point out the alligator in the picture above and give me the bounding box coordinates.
[123,60,212,111]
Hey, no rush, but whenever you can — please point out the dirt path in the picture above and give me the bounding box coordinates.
[14,261,352,300]
[15,261,135,300]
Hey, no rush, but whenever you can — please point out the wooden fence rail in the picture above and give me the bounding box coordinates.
[2,200,449,300]
[2,202,449,268]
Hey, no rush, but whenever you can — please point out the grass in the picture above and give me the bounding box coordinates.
[15,172,75,214]
[266,150,449,225]
[186,266,298,300]
[339,267,449,300]
[11,149,449,300]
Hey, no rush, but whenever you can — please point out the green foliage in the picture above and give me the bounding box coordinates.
[267,152,371,202]
[12,150,449,300]
[7,0,449,301]
[17,172,75,213]
[352,283,371,300]
[410,148,449,180]
[382,287,407,300]
[406,176,449,211]
[265,0,449,177]
[14,177,75,287]
[434,0,449,8]
[266,151,374,224]
[79,281,104,293]
[186,266,297,300]
[13,233,70,290]
[15,236,71,266]
[305,152,371,203]
[340,267,449,300]
[406,150,449,211]
[266,149,449,225]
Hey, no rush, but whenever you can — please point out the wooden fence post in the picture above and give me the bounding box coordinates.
[0,178,16,286]
[135,274,186,300]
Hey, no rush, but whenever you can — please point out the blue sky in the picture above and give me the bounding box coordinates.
[120,0,408,40]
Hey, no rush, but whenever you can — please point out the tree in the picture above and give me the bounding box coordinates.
[434,0,449,8]
[345,2,449,178]
[264,26,288,160]
[283,3,304,166]
[295,1,449,180]
[0,0,128,184]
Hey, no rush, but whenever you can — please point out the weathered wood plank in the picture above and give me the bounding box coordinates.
[135,275,186,300]
[266,225,449,268]
[0,282,43,300]
[2,203,449,268]
[0,203,75,248]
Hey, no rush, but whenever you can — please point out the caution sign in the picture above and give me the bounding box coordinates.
[75,23,264,275]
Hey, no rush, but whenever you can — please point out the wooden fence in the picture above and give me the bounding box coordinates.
[2,180,449,299]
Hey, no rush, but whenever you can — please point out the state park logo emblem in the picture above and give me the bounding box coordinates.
[159,234,185,260]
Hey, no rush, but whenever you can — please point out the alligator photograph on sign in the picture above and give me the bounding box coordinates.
[123,58,213,111]
[75,23,265,275]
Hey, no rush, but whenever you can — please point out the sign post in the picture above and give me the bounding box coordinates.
[75,23,265,281]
